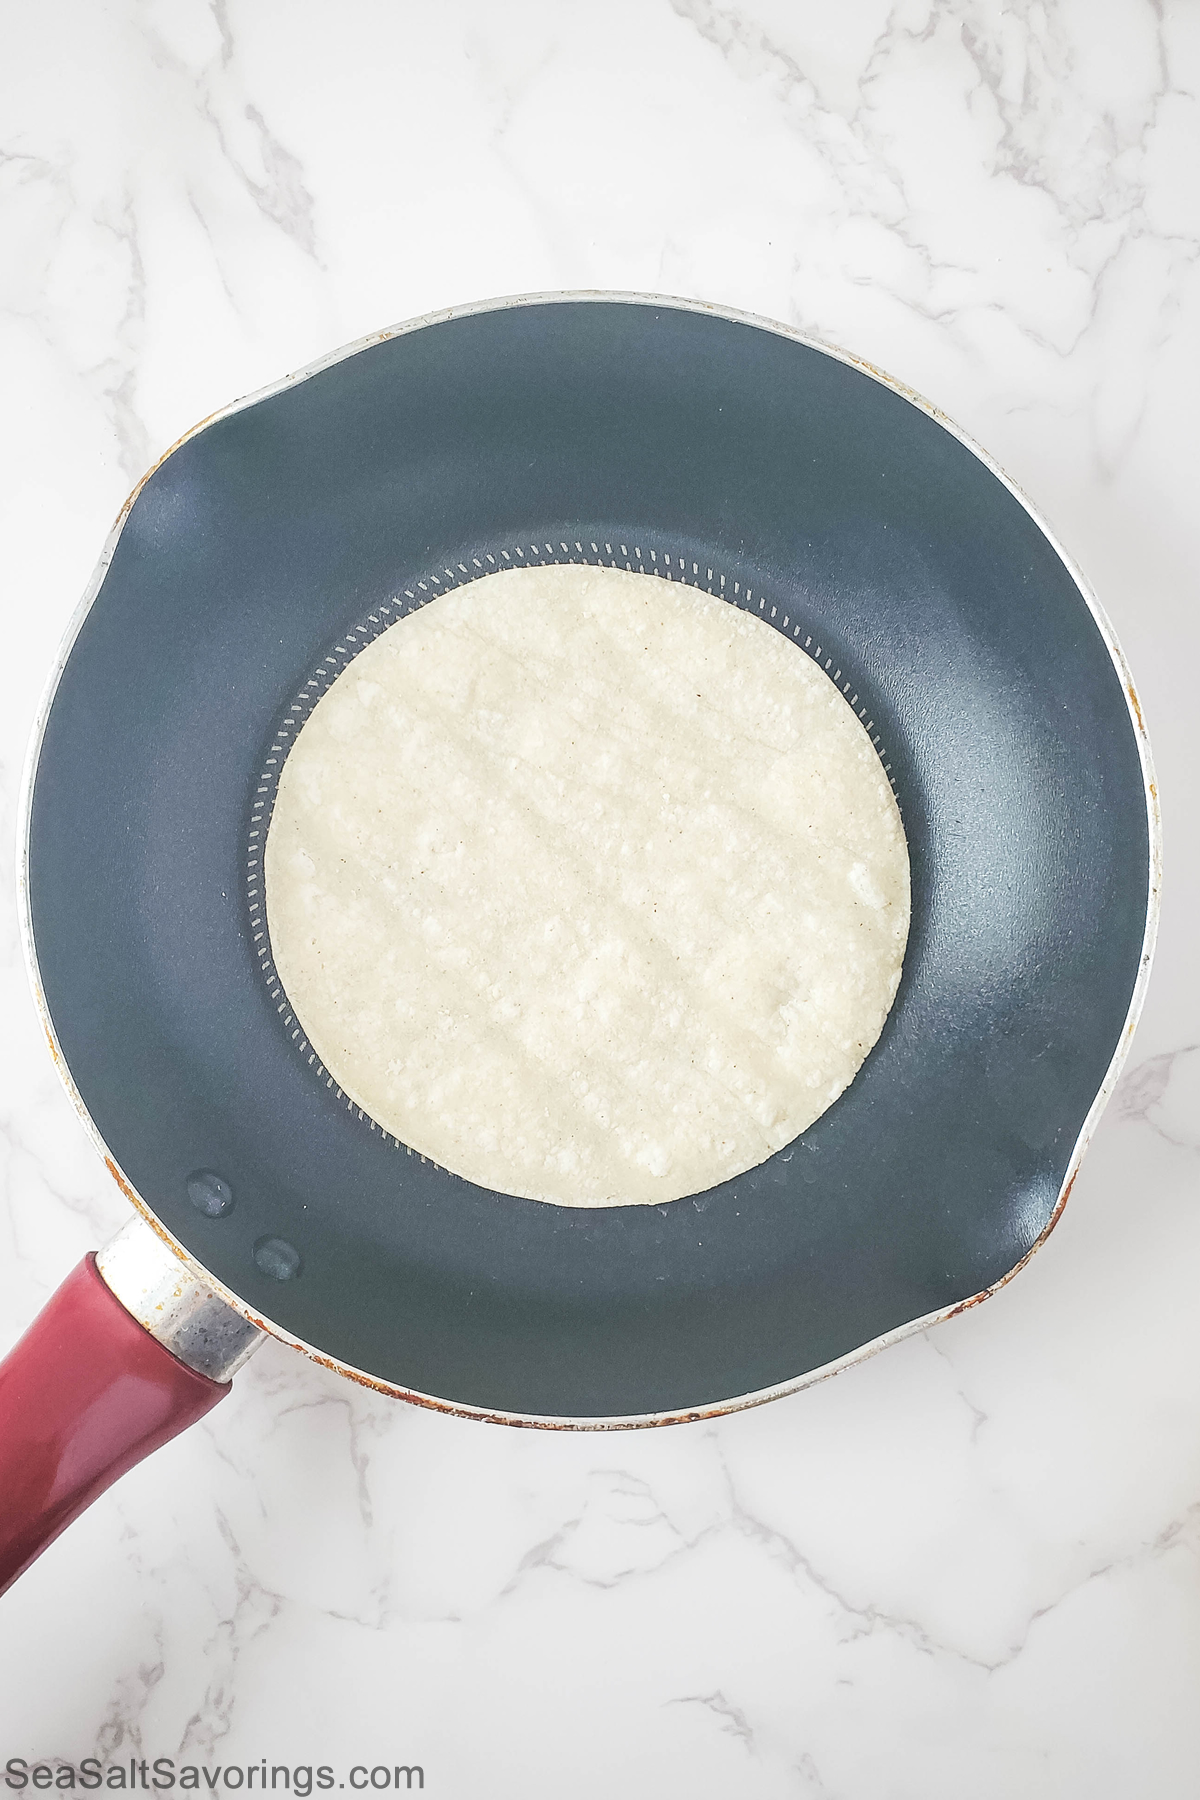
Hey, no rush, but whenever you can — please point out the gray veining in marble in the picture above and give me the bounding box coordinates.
[1,3,1198,1795]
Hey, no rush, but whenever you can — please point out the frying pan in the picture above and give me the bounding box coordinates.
[0,293,1158,1596]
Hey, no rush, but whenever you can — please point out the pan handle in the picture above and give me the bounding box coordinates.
[0,1218,262,1597]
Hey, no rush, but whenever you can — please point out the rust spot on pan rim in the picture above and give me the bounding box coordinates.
[89,1148,1089,1431]
[20,290,1162,1430]
[942,1169,1079,1323]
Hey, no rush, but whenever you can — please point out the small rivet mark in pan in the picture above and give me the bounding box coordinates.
[186,1169,235,1218]
[254,1235,302,1280]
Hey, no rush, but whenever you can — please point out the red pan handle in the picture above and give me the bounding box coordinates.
[0,1239,251,1597]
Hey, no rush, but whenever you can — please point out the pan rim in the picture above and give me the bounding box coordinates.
[15,289,1162,1429]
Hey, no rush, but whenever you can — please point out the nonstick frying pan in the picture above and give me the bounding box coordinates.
[0,293,1158,1595]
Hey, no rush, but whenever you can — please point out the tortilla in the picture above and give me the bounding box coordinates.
[264,563,909,1205]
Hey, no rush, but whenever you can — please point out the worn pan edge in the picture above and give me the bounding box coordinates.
[15,290,1162,1428]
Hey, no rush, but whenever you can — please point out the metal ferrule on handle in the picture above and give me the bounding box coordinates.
[0,1216,263,1597]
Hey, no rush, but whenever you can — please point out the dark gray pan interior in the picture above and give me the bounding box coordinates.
[27,300,1150,1418]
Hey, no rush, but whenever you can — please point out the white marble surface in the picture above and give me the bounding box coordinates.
[1,2,1198,1793]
